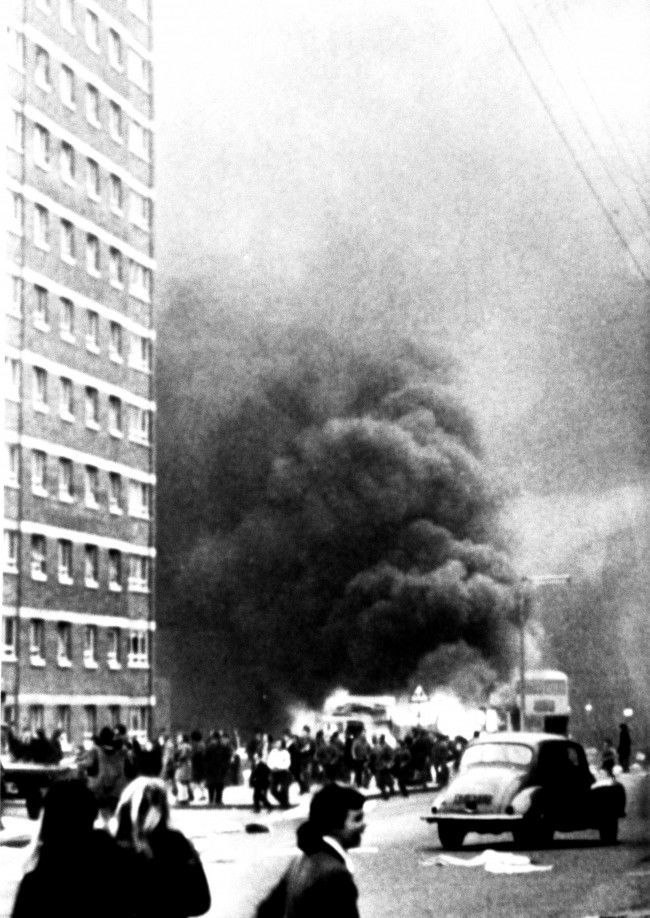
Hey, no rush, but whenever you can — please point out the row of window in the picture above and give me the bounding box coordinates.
[10,32,152,160]
[8,276,153,373]
[4,530,151,593]
[9,112,152,232]
[35,0,150,35]
[9,193,152,301]
[5,358,152,444]
[2,615,150,669]
[3,702,150,746]
[6,444,152,518]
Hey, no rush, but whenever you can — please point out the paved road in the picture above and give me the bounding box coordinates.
[2,773,649,917]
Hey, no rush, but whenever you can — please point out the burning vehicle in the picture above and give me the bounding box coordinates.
[423,732,626,849]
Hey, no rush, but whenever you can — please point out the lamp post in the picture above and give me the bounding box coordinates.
[517,574,571,732]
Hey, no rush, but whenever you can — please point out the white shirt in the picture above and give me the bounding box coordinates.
[322,835,354,874]
[267,747,291,771]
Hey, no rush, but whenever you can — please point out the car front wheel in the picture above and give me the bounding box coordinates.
[438,823,466,850]
[598,816,619,845]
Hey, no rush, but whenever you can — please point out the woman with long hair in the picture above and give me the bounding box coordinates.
[114,776,211,918]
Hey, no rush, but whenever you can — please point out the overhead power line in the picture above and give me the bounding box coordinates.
[485,0,650,286]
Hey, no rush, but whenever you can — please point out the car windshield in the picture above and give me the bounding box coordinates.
[461,743,533,770]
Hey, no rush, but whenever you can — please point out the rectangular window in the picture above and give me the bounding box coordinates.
[129,480,150,519]
[10,276,24,316]
[129,191,151,231]
[127,49,150,91]
[33,366,48,411]
[85,387,99,429]
[85,309,100,351]
[35,47,51,90]
[128,629,149,667]
[57,706,72,744]
[4,531,19,575]
[86,158,100,199]
[60,377,74,421]
[31,449,48,496]
[128,0,149,22]
[129,121,150,161]
[57,539,73,583]
[130,334,153,372]
[6,357,21,401]
[6,443,20,487]
[29,619,45,662]
[28,705,45,733]
[109,102,123,142]
[84,465,100,508]
[108,28,122,69]
[109,174,123,213]
[84,705,97,738]
[34,285,50,329]
[130,406,151,444]
[109,322,123,362]
[85,84,100,126]
[10,110,24,151]
[9,191,24,235]
[83,625,97,667]
[109,248,124,288]
[128,707,149,740]
[34,204,50,249]
[57,622,72,665]
[85,9,100,51]
[59,297,75,340]
[108,550,122,591]
[129,261,152,301]
[60,219,76,263]
[60,64,75,107]
[84,544,99,588]
[2,616,17,659]
[128,556,150,593]
[60,142,75,183]
[33,124,51,168]
[60,0,75,32]
[58,457,74,501]
[108,396,123,436]
[109,472,123,514]
[107,629,121,667]
[86,235,101,277]
[31,534,47,580]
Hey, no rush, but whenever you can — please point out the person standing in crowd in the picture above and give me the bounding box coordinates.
[350,730,371,789]
[268,739,293,808]
[297,726,315,794]
[82,725,131,825]
[114,776,211,918]
[174,733,194,805]
[255,783,366,918]
[250,752,273,813]
[601,737,617,777]
[11,778,124,918]
[204,730,233,807]
[190,730,207,804]
[393,739,412,797]
[618,723,632,773]
[372,735,395,800]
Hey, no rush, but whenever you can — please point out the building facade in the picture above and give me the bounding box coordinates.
[2,0,156,745]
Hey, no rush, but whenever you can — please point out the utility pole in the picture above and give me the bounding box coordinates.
[518,575,571,732]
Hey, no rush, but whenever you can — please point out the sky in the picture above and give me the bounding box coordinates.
[152,0,649,563]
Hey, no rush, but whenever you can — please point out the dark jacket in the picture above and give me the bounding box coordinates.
[121,826,211,918]
[256,830,359,918]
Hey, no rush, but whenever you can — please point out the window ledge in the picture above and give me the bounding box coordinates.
[83,659,99,670]
[58,575,74,585]
[107,659,122,670]
[32,487,49,498]
[109,507,123,516]
[34,243,51,253]
[35,82,53,94]
[57,658,72,668]
[109,352,124,364]
[110,280,125,291]
[60,331,76,344]
[31,572,48,582]
[34,404,50,415]
[85,579,99,589]
[35,160,52,172]
[34,319,51,332]
[127,660,150,669]
[8,227,24,238]
[85,421,100,431]
[58,493,75,503]
[108,583,123,592]
[61,255,77,266]
[86,269,102,280]
[30,656,46,667]
[6,481,20,490]
[2,653,18,663]
[4,567,19,576]
[61,176,76,188]
[62,100,77,111]
[60,411,75,423]
[87,191,101,203]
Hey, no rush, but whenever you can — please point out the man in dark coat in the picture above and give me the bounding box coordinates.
[255,783,366,918]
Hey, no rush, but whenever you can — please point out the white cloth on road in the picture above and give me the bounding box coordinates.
[422,849,553,873]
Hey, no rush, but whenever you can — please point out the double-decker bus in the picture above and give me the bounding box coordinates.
[513,669,571,734]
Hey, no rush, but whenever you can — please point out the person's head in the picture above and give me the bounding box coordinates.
[115,777,170,851]
[306,783,366,850]
[302,726,311,735]
[39,778,98,848]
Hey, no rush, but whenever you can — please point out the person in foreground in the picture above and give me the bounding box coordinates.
[115,776,211,918]
[11,777,123,918]
[255,783,366,918]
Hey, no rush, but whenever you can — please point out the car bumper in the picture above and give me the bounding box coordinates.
[422,813,524,834]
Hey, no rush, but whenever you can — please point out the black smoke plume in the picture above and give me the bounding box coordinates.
[157,288,520,728]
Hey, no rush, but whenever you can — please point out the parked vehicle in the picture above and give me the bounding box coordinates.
[1,758,78,818]
[423,732,626,849]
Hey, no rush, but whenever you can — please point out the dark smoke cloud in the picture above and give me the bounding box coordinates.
[157,294,519,726]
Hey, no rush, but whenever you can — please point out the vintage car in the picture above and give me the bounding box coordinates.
[1,757,78,818]
[423,732,626,849]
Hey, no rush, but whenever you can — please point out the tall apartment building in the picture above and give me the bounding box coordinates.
[2,0,156,745]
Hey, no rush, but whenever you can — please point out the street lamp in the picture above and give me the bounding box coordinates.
[517,574,571,731]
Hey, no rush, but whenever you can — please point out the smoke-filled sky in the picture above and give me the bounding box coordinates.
[154,0,649,510]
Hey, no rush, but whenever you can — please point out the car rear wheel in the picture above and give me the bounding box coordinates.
[513,810,554,849]
[438,823,466,850]
[598,816,618,845]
